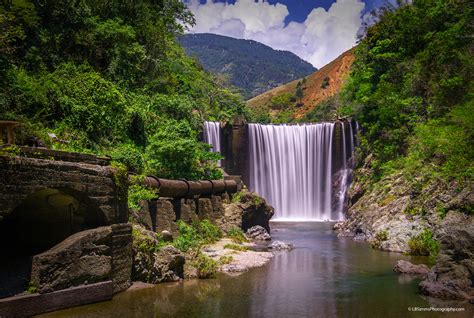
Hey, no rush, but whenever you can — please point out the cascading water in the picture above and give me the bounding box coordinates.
[203,121,221,166]
[334,122,355,220]
[248,122,355,221]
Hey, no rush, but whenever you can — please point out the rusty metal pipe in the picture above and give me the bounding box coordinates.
[132,175,238,198]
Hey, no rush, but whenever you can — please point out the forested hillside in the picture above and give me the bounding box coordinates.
[0,0,247,180]
[179,33,316,99]
[343,0,473,184]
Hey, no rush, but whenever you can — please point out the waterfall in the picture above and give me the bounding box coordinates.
[248,122,356,221]
[248,123,336,221]
[203,121,221,166]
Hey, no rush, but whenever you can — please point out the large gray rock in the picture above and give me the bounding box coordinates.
[131,224,184,284]
[31,227,113,294]
[419,225,474,300]
[393,260,429,276]
[230,191,274,233]
[246,225,271,241]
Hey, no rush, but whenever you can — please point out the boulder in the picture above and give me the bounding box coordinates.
[131,224,184,284]
[246,225,271,241]
[419,224,474,301]
[393,260,429,276]
[153,246,185,283]
[236,191,274,233]
[31,227,113,294]
[268,240,293,251]
[160,230,173,242]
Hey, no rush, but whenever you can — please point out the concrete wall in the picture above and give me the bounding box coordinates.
[0,155,128,224]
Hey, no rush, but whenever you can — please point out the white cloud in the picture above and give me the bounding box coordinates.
[185,0,365,68]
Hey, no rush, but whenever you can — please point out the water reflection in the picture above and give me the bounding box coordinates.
[40,222,472,318]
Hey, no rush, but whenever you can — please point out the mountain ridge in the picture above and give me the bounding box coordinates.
[179,33,316,99]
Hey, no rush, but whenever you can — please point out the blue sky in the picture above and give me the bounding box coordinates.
[185,0,393,67]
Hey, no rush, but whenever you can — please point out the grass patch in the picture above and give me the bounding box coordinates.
[218,255,234,265]
[224,244,248,252]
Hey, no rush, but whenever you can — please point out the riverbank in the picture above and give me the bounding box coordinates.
[39,222,472,318]
[336,155,474,301]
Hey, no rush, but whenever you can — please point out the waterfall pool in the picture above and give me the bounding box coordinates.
[39,222,471,318]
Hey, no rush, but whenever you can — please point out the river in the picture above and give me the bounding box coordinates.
[40,222,471,318]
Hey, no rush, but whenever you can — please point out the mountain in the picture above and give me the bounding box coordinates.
[179,33,316,99]
[247,48,355,122]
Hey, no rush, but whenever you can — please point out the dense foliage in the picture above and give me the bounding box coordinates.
[342,0,473,182]
[179,33,316,99]
[0,0,248,179]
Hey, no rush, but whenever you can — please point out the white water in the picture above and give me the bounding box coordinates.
[248,123,335,220]
[203,121,221,166]
[248,122,355,221]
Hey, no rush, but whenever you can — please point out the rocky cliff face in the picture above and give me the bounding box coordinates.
[337,154,474,301]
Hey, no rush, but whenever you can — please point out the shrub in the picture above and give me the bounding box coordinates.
[172,220,222,252]
[128,183,158,211]
[193,219,222,245]
[375,230,389,242]
[172,221,201,252]
[408,229,440,264]
[194,252,218,279]
[227,227,248,244]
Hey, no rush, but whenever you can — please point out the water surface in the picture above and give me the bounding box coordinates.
[40,222,472,318]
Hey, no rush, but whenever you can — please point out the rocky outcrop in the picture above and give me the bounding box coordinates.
[246,225,272,241]
[31,227,113,294]
[419,225,474,300]
[219,190,274,233]
[30,224,132,294]
[393,260,429,276]
[337,153,474,301]
[131,224,184,284]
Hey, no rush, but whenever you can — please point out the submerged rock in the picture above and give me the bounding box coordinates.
[393,260,429,276]
[268,240,293,251]
[246,225,271,241]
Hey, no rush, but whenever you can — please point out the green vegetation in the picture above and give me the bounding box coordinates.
[227,227,248,244]
[132,226,166,254]
[172,220,222,252]
[26,281,38,294]
[270,93,296,110]
[0,0,247,182]
[179,33,315,99]
[193,251,218,279]
[341,0,473,183]
[223,243,248,252]
[408,228,440,264]
[375,230,389,242]
[218,255,234,265]
[128,183,158,211]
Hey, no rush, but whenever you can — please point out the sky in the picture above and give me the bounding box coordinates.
[184,0,392,68]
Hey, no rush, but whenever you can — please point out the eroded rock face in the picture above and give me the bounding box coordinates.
[419,225,474,300]
[246,225,271,241]
[131,224,184,284]
[393,260,429,276]
[31,227,113,294]
[238,191,274,233]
